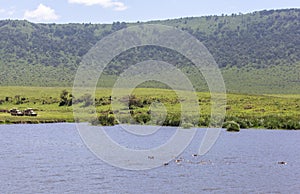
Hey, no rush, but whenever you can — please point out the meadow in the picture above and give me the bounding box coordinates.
[0,86,299,129]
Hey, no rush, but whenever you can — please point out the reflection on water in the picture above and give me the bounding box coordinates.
[0,123,299,193]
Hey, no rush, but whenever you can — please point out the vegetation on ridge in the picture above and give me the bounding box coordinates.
[0,9,299,93]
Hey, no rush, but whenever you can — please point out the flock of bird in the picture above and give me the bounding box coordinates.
[146,155,288,166]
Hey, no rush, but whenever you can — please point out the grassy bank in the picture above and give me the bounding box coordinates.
[0,86,299,129]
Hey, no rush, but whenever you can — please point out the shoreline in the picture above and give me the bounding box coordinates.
[0,119,299,130]
[0,119,71,125]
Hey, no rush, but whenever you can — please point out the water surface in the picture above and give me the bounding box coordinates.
[0,123,299,193]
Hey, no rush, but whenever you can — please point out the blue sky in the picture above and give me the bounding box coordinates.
[0,0,299,23]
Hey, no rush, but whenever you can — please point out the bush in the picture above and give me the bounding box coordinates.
[225,121,240,132]
[92,114,117,126]
[199,115,210,127]
[134,113,151,124]
[163,113,181,126]
[129,95,143,108]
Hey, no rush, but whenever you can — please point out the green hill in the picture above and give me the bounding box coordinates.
[0,8,299,93]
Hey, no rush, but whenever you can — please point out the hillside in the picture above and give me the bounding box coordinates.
[0,9,299,93]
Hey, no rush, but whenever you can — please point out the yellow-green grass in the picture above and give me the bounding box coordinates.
[226,93,300,117]
[0,87,299,129]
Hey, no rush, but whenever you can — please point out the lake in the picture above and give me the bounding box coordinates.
[0,123,299,193]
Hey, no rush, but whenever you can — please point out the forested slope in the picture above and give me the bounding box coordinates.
[0,9,299,93]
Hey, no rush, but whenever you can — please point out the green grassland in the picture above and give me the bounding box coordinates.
[0,86,299,129]
[1,9,299,128]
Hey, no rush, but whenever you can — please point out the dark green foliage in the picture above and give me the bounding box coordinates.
[224,115,300,130]
[0,9,299,94]
[91,114,117,126]
[59,89,72,106]
[128,95,144,109]
[199,115,211,127]
[13,95,29,105]
[95,96,111,106]
[163,113,181,126]
[133,113,151,124]
[225,121,240,132]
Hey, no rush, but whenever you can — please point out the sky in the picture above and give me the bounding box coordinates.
[0,0,299,24]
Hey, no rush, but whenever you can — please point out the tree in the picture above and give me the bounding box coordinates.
[59,89,72,106]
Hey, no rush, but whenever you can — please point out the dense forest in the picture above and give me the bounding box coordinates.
[0,9,299,93]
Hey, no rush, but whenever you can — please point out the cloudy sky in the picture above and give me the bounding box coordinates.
[0,0,299,23]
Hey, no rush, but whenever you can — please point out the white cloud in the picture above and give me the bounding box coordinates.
[7,9,15,16]
[68,0,128,11]
[0,7,15,16]
[24,4,59,22]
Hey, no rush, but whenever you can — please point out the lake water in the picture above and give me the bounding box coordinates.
[0,123,299,193]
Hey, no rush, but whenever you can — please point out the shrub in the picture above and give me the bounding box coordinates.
[163,113,181,126]
[134,113,151,124]
[92,114,117,126]
[225,121,240,132]
[129,95,143,108]
[199,115,210,127]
